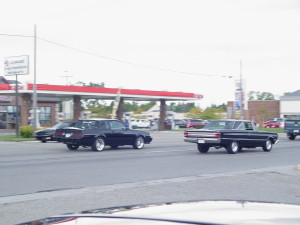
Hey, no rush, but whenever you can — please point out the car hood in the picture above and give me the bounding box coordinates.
[16,201,300,225]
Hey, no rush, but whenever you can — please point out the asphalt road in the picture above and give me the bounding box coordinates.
[1,132,300,224]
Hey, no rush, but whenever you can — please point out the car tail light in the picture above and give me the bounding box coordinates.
[214,133,221,137]
[55,132,62,136]
[72,133,83,137]
[184,132,188,137]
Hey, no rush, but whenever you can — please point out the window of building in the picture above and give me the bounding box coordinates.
[37,107,52,125]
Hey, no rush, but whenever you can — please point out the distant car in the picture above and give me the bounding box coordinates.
[284,120,300,140]
[174,119,187,128]
[130,119,150,128]
[267,118,286,128]
[34,121,76,143]
[165,119,187,129]
[263,120,281,128]
[186,119,208,128]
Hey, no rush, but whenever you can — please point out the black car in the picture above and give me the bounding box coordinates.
[34,121,76,143]
[54,119,152,151]
[184,120,279,154]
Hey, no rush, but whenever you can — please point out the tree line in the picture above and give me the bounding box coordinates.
[75,81,277,120]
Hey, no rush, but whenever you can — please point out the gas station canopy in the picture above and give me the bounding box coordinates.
[0,83,203,101]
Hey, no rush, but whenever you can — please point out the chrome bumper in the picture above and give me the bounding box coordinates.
[183,137,221,144]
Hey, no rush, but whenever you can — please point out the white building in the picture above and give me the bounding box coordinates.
[280,90,300,120]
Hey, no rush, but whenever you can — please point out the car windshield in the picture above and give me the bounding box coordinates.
[203,121,235,130]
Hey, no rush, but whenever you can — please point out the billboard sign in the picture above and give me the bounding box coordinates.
[4,55,29,76]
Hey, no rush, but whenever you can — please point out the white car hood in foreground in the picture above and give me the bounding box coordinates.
[26,201,300,225]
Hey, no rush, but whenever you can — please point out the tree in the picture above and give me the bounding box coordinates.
[185,108,203,119]
[169,102,196,113]
[201,108,224,120]
[256,106,276,123]
[186,105,226,120]
[75,81,106,108]
[248,91,275,100]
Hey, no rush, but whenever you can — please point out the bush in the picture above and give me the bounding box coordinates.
[20,125,34,138]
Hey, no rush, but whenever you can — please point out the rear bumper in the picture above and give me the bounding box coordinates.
[184,137,221,144]
[35,135,55,141]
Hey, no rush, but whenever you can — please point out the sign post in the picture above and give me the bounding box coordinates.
[4,55,29,137]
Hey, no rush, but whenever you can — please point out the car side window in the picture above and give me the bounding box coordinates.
[109,121,126,130]
[244,122,254,130]
[237,122,246,130]
[98,121,109,130]
[233,121,241,129]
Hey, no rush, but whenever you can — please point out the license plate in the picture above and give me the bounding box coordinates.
[294,130,299,133]
[197,139,205,143]
[65,133,72,138]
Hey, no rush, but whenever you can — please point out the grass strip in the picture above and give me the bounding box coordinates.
[0,135,35,142]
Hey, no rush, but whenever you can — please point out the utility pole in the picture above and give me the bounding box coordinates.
[61,71,73,85]
[32,24,38,132]
[15,75,19,137]
[240,60,243,120]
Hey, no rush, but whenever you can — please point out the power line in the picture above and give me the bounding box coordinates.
[37,37,232,78]
[0,33,33,38]
[1,32,232,78]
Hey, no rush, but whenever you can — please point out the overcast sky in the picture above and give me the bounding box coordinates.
[1,0,300,107]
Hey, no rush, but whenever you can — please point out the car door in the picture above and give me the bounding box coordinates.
[108,120,134,145]
[245,121,265,147]
[227,121,249,145]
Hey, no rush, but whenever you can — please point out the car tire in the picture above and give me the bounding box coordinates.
[265,126,270,128]
[197,144,209,153]
[288,134,296,140]
[262,139,273,152]
[133,136,145,149]
[41,139,47,143]
[67,144,79,150]
[226,141,239,154]
[91,137,105,151]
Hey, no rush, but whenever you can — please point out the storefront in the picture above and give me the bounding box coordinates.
[0,95,60,129]
[0,106,18,129]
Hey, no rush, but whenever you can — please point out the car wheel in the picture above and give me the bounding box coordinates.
[67,144,79,150]
[265,126,270,128]
[110,145,119,149]
[197,144,209,153]
[91,137,105,151]
[133,136,145,149]
[288,134,296,140]
[262,139,273,152]
[41,139,47,143]
[226,141,239,154]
